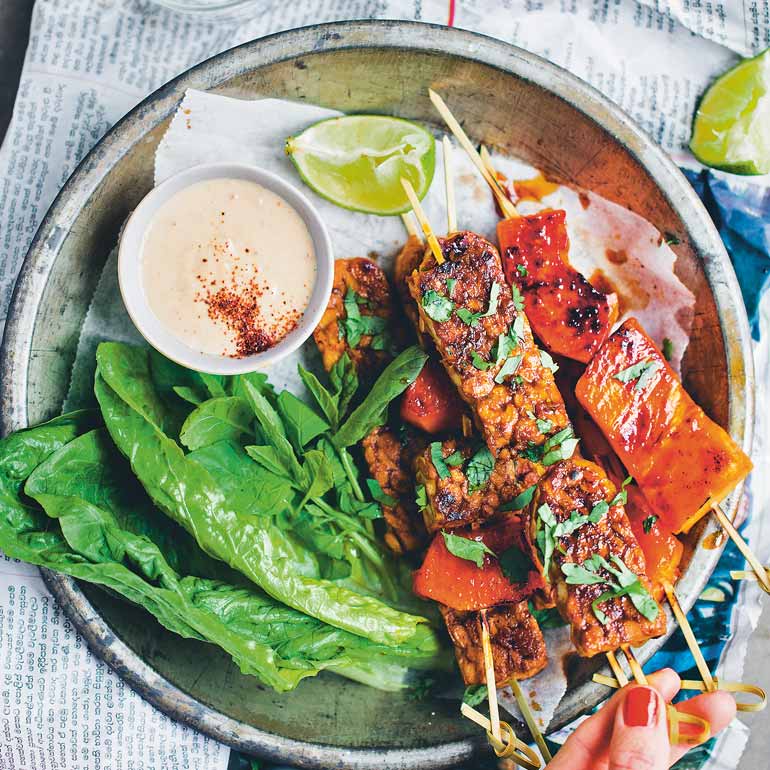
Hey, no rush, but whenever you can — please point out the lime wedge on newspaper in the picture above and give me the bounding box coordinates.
[690,47,770,175]
[286,115,435,215]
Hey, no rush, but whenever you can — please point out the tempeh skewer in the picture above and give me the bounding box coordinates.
[575,318,768,592]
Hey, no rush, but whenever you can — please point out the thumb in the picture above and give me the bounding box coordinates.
[608,686,670,770]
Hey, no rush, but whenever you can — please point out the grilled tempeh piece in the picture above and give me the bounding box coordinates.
[362,426,428,553]
[526,458,666,658]
[407,231,569,455]
[314,257,402,377]
[440,602,548,685]
[414,438,542,532]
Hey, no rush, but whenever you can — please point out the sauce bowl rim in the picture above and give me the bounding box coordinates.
[117,160,334,374]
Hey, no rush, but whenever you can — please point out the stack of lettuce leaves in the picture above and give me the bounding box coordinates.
[0,341,449,693]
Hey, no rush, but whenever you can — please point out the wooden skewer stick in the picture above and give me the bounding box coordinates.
[459,704,542,768]
[663,581,716,692]
[442,136,457,234]
[480,610,502,745]
[400,211,421,240]
[712,503,770,594]
[428,90,519,220]
[400,178,444,265]
[478,143,522,221]
[509,677,553,764]
[621,645,648,686]
[606,651,629,687]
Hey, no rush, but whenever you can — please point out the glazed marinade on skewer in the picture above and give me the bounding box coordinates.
[497,208,619,363]
[525,457,666,657]
[575,318,753,534]
[413,517,548,684]
[407,230,569,455]
[414,437,542,532]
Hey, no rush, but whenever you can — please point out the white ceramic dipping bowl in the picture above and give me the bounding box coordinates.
[118,162,334,374]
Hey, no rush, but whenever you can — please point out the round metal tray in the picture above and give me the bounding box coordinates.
[0,20,754,770]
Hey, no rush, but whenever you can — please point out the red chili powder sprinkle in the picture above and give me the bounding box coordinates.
[202,277,301,358]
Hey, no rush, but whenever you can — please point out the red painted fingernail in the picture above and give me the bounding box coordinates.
[623,687,659,727]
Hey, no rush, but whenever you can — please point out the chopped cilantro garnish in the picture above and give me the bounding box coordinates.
[481,281,501,317]
[516,264,528,277]
[457,308,483,327]
[430,441,451,479]
[340,288,389,348]
[642,515,659,534]
[466,446,495,491]
[562,553,659,625]
[614,359,663,391]
[445,450,465,467]
[495,354,523,384]
[366,478,397,507]
[471,352,493,370]
[511,284,525,312]
[539,349,559,374]
[662,337,673,362]
[421,290,454,322]
[442,531,496,568]
[446,278,457,295]
[415,484,429,510]
[499,545,531,584]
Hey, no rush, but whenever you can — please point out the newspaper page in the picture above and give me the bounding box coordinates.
[0,554,228,769]
[0,1,769,768]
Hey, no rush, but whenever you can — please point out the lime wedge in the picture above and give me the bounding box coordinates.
[286,115,436,215]
[690,47,770,175]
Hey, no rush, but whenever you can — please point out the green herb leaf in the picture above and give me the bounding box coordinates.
[481,281,501,317]
[277,391,330,450]
[415,484,429,510]
[542,437,580,466]
[539,349,559,374]
[499,484,537,512]
[298,364,339,429]
[329,353,359,420]
[511,285,525,312]
[441,531,496,568]
[499,546,531,584]
[536,417,553,434]
[179,396,255,451]
[333,346,428,448]
[446,278,457,295]
[535,503,558,575]
[340,288,389,348]
[466,446,495,491]
[529,604,566,629]
[516,264,528,277]
[457,308,483,327]
[614,359,663,391]
[642,515,659,534]
[430,442,451,479]
[366,478,397,507]
[610,476,633,507]
[471,352,493,371]
[494,354,523,384]
[463,684,488,707]
[662,338,674,362]
[445,451,465,467]
[561,561,607,585]
[421,290,454,322]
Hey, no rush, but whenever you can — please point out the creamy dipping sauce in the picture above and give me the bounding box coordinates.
[141,178,316,357]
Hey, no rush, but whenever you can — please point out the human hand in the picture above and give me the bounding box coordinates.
[545,669,736,770]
